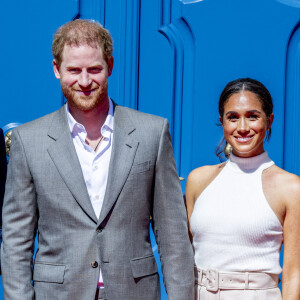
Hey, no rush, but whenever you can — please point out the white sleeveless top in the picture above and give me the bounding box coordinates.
[190,151,283,274]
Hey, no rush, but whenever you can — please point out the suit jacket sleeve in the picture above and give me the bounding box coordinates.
[152,119,194,299]
[1,128,37,299]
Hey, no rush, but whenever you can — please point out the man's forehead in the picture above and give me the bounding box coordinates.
[63,42,101,51]
[61,43,103,61]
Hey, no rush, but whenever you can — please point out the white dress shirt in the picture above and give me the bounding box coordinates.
[66,98,114,287]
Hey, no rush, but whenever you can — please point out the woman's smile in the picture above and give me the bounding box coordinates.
[235,135,254,143]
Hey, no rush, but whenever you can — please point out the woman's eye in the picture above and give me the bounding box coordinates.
[227,115,238,121]
[249,114,259,120]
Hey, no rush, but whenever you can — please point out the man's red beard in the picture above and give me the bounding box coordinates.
[61,80,109,112]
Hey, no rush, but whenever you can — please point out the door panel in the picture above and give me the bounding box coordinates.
[1,1,300,299]
[179,0,299,176]
[284,24,300,174]
[0,0,78,127]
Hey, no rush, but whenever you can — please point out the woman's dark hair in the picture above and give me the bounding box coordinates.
[216,78,273,159]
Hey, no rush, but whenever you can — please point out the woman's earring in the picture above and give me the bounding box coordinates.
[224,142,232,158]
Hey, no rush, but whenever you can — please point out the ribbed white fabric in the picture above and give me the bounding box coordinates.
[190,151,283,274]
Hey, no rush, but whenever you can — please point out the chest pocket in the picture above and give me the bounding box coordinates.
[130,161,150,174]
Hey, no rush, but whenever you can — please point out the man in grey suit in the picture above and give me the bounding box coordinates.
[1,19,194,300]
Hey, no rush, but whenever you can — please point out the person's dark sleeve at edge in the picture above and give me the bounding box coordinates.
[0,129,7,256]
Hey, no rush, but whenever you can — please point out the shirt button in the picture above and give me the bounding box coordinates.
[93,165,98,170]
[95,195,99,200]
[91,261,98,268]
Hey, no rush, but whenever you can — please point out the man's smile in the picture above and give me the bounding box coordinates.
[75,88,97,95]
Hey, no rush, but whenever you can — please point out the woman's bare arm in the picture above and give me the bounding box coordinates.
[281,173,300,299]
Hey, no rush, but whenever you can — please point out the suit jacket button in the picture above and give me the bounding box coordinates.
[91,261,98,268]
[96,228,102,233]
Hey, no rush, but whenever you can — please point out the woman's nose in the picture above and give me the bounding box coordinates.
[237,117,250,133]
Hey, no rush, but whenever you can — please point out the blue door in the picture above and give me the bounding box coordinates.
[1,0,300,299]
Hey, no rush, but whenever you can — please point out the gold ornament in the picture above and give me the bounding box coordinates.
[4,130,12,156]
[224,143,232,158]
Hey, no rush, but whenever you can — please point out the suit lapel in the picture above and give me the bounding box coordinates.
[98,106,138,226]
[47,106,98,224]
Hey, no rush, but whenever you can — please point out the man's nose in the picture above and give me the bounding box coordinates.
[78,71,92,87]
[237,117,250,133]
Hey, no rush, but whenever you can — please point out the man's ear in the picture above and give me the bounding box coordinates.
[53,60,61,79]
[108,56,114,77]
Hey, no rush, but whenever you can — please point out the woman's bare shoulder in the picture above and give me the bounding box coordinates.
[267,165,300,184]
[266,165,300,201]
[186,162,225,199]
[188,163,225,181]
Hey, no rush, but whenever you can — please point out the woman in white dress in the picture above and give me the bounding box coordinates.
[185,78,300,299]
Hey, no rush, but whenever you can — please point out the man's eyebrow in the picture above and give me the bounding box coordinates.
[88,64,103,68]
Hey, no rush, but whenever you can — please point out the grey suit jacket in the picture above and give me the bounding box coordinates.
[1,104,194,300]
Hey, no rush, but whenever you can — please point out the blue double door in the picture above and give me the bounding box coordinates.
[1,0,300,298]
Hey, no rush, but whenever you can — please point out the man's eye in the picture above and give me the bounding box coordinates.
[227,115,238,120]
[69,68,80,73]
[89,68,102,73]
